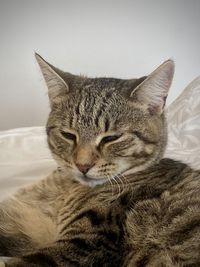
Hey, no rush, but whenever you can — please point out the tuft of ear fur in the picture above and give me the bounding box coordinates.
[35,53,69,102]
[131,60,175,115]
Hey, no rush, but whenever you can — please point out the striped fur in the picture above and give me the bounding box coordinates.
[0,56,200,266]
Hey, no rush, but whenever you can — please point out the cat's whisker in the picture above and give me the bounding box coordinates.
[118,173,127,192]
[109,175,116,195]
[106,175,114,196]
[111,175,121,198]
[115,174,125,194]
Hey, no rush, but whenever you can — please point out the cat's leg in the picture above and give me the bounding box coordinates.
[0,197,57,257]
[0,171,63,257]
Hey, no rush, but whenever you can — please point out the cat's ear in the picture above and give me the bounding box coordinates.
[131,60,175,114]
[35,53,69,101]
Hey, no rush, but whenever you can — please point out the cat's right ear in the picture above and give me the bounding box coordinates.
[35,53,69,102]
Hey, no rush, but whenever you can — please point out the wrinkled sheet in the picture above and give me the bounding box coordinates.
[165,76,200,170]
[0,76,200,201]
[0,127,56,200]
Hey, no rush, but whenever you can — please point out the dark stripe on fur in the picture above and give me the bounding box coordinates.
[59,254,81,267]
[23,252,58,267]
[70,238,95,254]
[71,209,105,226]
[169,218,200,245]
[135,255,150,267]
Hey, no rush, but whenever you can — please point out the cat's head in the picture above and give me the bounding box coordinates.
[36,54,174,186]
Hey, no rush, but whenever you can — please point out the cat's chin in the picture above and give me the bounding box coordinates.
[76,174,107,187]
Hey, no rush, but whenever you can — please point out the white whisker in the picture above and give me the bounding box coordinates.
[115,174,125,194]
[106,175,114,196]
[119,173,128,192]
[111,175,121,198]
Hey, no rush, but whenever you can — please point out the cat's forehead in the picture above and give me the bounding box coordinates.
[69,78,127,114]
[68,84,127,130]
[57,83,143,140]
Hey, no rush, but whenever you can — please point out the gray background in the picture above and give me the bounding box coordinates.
[0,0,200,130]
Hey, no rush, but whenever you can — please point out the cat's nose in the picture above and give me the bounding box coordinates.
[76,163,94,174]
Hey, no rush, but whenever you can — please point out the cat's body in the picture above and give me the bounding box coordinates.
[1,159,200,267]
[0,55,200,266]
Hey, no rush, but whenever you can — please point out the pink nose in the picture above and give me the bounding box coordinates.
[76,163,94,174]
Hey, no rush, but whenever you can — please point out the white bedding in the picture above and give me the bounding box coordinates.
[165,76,200,169]
[0,127,56,200]
[0,76,200,200]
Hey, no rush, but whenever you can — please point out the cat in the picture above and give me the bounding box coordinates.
[0,54,200,267]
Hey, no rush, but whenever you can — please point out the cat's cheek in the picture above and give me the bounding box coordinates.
[113,159,133,175]
[89,159,129,178]
[88,168,106,179]
[87,165,115,180]
[48,136,74,156]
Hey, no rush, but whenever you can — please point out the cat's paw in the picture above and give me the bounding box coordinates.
[0,262,5,267]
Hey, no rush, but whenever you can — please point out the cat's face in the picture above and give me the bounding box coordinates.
[36,54,174,186]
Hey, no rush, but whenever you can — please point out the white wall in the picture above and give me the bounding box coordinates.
[0,0,200,130]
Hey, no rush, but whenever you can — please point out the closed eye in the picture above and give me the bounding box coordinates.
[60,131,77,142]
[99,134,122,146]
[133,131,157,144]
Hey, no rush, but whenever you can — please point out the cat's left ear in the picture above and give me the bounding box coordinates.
[131,60,175,115]
[35,53,69,102]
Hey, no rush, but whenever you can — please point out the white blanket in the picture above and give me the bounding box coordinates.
[0,76,200,200]
[0,127,56,200]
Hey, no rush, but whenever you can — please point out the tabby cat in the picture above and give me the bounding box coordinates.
[0,54,200,267]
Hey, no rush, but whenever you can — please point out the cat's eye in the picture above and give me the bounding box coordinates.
[60,131,77,142]
[99,134,122,146]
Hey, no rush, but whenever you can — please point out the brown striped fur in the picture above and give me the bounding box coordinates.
[0,55,200,266]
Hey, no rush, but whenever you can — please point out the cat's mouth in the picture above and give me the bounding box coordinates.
[78,174,107,187]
